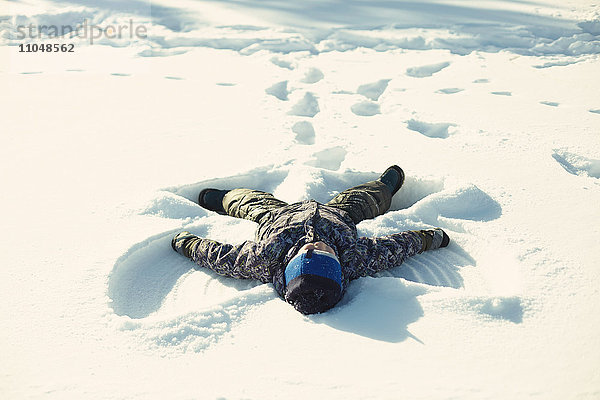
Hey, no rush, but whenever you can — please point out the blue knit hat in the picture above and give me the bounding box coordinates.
[284,249,343,314]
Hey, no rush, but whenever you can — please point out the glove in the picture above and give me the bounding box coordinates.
[171,231,200,258]
[414,228,450,252]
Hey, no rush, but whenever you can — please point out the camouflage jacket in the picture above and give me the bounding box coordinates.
[189,200,424,298]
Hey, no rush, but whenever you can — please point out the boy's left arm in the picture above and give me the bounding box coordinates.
[351,231,424,280]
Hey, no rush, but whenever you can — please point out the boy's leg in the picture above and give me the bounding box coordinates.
[326,180,392,225]
[223,189,288,223]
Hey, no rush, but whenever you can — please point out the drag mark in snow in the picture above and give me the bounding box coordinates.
[491,91,512,96]
[266,80,289,100]
[108,231,198,319]
[292,121,315,145]
[351,101,380,116]
[406,119,455,139]
[406,62,450,78]
[357,79,390,101]
[378,248,470,289]
[436,88,464,94]
[552,149,600,179]
[109,227,274,352]
[288,92,320,117]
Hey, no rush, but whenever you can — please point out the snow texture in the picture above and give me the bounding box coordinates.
[2,0,600,399]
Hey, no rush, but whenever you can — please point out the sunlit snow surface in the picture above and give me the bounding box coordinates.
[1,0,600,399]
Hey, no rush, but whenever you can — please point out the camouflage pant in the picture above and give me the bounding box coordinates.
[223,179,392,225]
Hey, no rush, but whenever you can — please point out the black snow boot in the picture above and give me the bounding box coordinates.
[378,165,405,196]
[198,189,229,215]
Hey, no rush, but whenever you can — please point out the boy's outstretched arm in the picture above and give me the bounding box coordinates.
[351,229,449,280]
[172,231,270,282]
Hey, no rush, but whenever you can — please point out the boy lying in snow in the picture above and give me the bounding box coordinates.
[172,166,449,315]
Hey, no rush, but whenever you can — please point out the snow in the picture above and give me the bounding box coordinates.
[1,0,600,399]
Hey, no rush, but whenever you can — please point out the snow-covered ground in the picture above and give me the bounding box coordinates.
[1,0,600,399]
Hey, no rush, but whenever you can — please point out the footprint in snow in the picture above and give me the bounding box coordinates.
[436,88,464,94]
[292,121,315,145]
[351,101,380,116]
[266,81,289,101]
[271,56,294,70]
[138,48,189,58]
[589,109,600,114]
[305,146,347,171]
[111,73,130,77]
[301,67,324,84]
[469,297,524,323]
[406,62,450,78]
[407,119,455,139]
[533,60,581,69]
[491,91,512,96]
[288,92,319,117]
[357,79,390,101]
[165,76,184,80]
[20,71,43,74]
[552,149,600,179]
[540,101,559,107]
[473,78,489,83]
